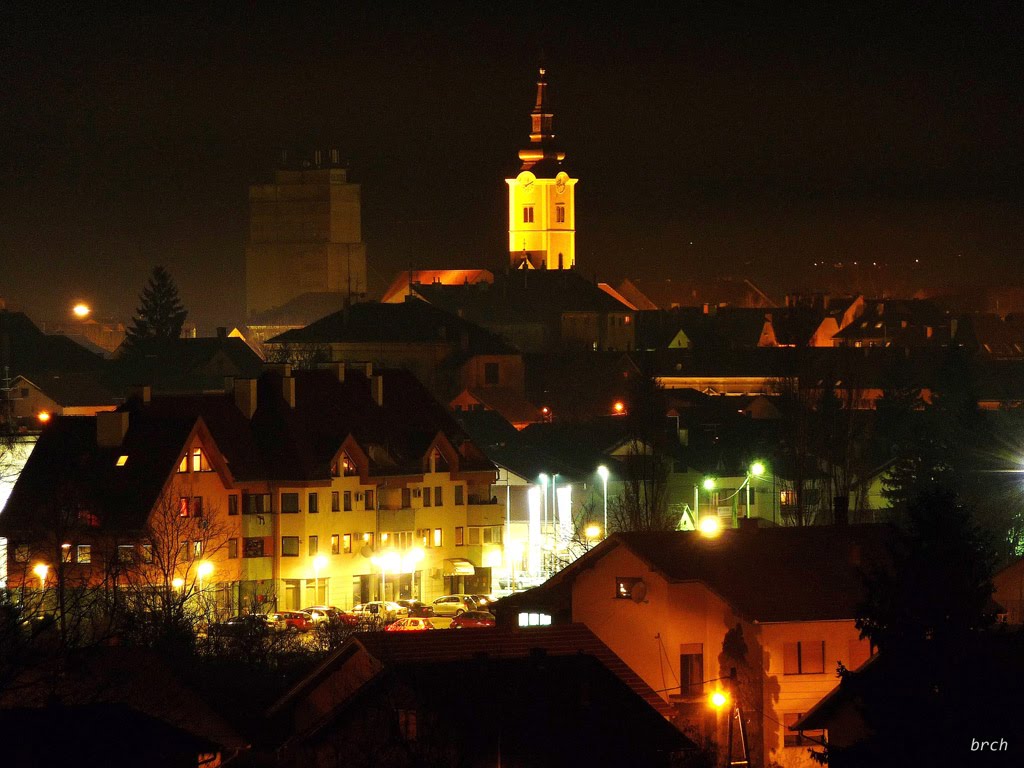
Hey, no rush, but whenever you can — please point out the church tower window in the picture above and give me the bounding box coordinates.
[523,207,534,223]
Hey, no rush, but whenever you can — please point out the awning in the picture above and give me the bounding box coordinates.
[443,558,476,576]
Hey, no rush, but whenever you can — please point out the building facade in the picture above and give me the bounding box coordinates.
[245,149,367,319]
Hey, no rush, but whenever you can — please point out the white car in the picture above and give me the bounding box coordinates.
[430,595,478,617]
[351,601,407,622]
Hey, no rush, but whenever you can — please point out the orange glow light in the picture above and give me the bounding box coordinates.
[72,303,91,319]
[37,411,51,423]
[613,401,626,414]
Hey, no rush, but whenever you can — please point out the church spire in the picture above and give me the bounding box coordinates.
[518,67,566,172]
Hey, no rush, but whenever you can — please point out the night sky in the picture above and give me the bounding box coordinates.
[2,3,1022,330]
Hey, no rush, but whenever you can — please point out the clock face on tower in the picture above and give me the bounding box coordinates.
[555,178,566,194]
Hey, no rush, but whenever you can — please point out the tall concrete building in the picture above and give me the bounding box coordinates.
[506,69,577,271]
[245,149,367,319]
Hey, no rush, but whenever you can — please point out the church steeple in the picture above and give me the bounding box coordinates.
[518,68,566,172]
[506,67,577,271]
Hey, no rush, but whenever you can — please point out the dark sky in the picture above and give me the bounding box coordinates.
[2,3,1022,329]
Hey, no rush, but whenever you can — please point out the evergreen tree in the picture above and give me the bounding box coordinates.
[123,266,188,350]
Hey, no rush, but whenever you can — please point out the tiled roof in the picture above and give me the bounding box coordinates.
[0,310,107,379]
[529,525,893,624]
[0,413,198,535]
[279,624,675,721]
[268,299,516,355]
[112,337,264,393]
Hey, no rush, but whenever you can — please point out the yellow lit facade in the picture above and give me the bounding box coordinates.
[506,69,577,271]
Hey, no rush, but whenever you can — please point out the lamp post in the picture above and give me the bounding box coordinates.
[746,461,766,520]
[597,465,609,537]
[539,473,549,537]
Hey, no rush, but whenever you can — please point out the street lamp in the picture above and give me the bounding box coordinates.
[72,302,91,319]
[403,547,425,600]
[32,562,48,588]
[539,473,549,536]
[699,515,722,538]
[371,550,400,601]
[745,461,766,520]
[313,553,328,604]
[597,465,609,536]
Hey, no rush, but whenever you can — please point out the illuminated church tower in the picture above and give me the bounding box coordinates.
[506,68,577,270]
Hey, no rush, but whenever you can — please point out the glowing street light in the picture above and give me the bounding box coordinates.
[371,550,401,601]
[172,577,185,590]
[612,400,626,415]
[72,302,91,319]
[37,411,51,424]
[745,461,767,520]
[196,560,214,593]
[32,562,49,588]
[403,547,425,599]
[699,515,722,538]
[709,689,729,709]
[585,524,601,540]
[597,465,610,536]
[702,477,717,492]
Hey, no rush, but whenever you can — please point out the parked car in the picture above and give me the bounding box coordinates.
[351,601,407,623]
[396,599,434,618]
[209,614,280,637]
[273,610,314,633]
[469,594,497,610]
[450,611,497,629]
[301,605,359,626]
[385,617,437,632]
[430,595,478,617]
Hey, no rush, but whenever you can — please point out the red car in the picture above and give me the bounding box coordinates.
[273,610,314,633]
[385,618,437,632]
[449,611,496,629]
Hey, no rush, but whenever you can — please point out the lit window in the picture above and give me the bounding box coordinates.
[179,497,190,517]
[178,455,188,473]
[116,455,129,467]
[780,489,797,507]
[615,577,643,599]
[381,532,390,544]
[192,448,210,472]
[331,534,340,555]
[343,534,352,553]
[523,206,534,223]
[363,532,374,548]
[193,540,203,558]
[118,545,134,563]
[228,539,239,559]
[517,612,552,627]
[308,535,318,556]
[76,545,91,564]
[141,544,153,563]
[433,528,442,547]
[455,527,464,546]
[61,543,72,563]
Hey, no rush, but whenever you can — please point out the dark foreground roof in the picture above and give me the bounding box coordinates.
[516,524,894,624]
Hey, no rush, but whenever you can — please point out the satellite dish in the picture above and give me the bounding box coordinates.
[631,580,648,603]
[360,545,374,558]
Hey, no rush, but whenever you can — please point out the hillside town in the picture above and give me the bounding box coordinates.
[3,8,1024,767]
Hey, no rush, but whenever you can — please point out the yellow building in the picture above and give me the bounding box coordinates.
[507,69,577,271]
[246,149,367,319]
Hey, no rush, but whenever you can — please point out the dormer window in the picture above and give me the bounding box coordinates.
[179,447,211,473]
[116,455,129,467]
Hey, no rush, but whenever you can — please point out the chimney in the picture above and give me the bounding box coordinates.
[234,379,258,419]
[282,376,296,408]
[97,411,129,448]
[371,374,384,406]
[128,385,151,404]
[316,362,346,383]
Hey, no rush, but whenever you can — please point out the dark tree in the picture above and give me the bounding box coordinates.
[821,489,1005,767]
[123,266,188,350]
